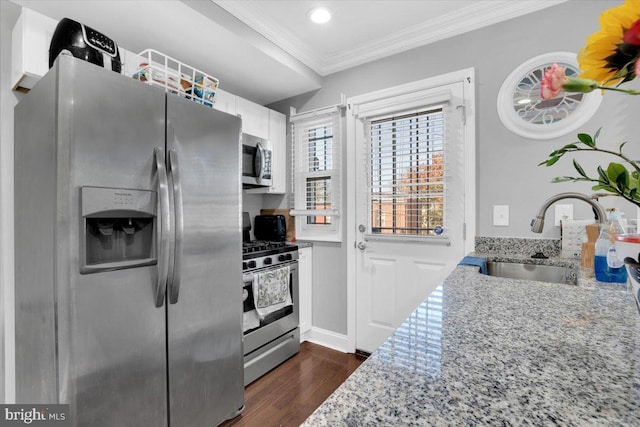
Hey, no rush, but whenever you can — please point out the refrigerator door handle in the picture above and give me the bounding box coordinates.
[168,149,183,304]
[154,147,170,307]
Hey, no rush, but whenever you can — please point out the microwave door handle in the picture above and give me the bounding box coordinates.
[168,149,183,304]
[255,142,265,183]
[153,147,170,308]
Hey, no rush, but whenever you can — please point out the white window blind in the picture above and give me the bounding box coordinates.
[290,106,342,240]
[364,103,453,238]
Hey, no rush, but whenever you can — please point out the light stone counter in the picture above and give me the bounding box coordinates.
[302,264,640,426]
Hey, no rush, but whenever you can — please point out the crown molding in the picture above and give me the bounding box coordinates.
[323,0,568,75]
[215,0,568,76]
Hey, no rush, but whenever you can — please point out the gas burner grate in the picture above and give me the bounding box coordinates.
[242,240,298,262]
[243,240,287,254]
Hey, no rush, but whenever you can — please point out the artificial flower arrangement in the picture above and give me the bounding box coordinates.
[539,0,640,207]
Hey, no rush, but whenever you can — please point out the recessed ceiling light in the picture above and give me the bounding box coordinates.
[309,7,331,24]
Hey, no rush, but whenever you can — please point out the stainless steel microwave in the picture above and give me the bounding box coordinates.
[242,133,272,188]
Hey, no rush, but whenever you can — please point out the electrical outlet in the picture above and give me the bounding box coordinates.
[554,204,573,226]
[493,205,509,226]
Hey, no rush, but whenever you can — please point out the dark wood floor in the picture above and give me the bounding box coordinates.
[221,341,366,427]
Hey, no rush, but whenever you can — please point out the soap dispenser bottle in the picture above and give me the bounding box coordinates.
[594,209,628,283]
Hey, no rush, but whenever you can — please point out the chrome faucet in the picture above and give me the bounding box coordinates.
[530,192,607,233]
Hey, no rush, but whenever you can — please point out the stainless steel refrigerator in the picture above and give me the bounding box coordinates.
[14,55,244,426]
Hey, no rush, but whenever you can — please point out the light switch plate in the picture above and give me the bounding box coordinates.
[493,205,509,226]
[554,204,573,226]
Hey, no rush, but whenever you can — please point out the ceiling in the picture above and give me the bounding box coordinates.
[12,0,566,105]
[215,0,566,77]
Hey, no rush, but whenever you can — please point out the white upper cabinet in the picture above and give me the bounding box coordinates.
[267,109,287,194]
[213,88,236,116]
[11,8,57,92]
[235,96,270,139]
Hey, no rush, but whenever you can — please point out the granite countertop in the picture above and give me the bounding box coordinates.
[302,264,640,426]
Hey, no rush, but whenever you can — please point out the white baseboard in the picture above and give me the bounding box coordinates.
[301,326,349,353]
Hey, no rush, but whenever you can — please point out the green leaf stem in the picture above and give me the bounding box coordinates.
[540,128,640,207]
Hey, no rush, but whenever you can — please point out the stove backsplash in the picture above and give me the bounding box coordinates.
[243,191,289,241]
[242,193,265,241]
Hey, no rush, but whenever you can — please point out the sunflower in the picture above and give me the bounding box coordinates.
[577,0,640,86]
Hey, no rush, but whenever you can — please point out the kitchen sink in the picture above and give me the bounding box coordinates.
[486,261,574,284]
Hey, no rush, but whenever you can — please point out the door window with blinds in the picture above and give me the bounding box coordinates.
[290,106,342,242]
[368,108,446,236]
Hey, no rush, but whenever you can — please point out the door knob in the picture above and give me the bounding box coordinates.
[357,241,367,250]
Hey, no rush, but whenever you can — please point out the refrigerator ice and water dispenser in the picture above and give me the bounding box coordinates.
[80,186,157,273]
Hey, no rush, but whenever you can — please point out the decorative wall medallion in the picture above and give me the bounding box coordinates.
[497,52,602,140]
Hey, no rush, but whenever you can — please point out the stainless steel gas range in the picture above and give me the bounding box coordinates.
[242,236,300,385]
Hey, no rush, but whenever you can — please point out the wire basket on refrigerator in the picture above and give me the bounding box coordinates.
[132,49,219,108]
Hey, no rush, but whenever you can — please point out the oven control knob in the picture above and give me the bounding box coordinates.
[242,262,247,270]
[278,255,285,262]
[248,261,257,269]
[264,257,272,265]
[285,253,292,260]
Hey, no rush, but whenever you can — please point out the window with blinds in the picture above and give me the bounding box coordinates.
[290,106,342,241]
[304,125,333,225]
[368,107,445,236]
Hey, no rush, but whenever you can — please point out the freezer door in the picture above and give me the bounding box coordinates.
[165,96,244,425]
[17,56,169,426]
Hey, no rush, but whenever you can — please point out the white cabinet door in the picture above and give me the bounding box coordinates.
[235,97,269,139]
[267,109,286,194]
[213,89,236,116]
[11,8,57,91]
[298,246,313,341]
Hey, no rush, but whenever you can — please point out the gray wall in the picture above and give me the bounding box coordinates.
[269,0,640,336]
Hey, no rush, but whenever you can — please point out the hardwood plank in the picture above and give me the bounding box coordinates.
[220,341,365,427]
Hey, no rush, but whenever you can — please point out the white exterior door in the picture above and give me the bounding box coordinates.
[347,71,475,353]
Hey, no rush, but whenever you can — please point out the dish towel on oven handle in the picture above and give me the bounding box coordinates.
[253,265,292,320]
